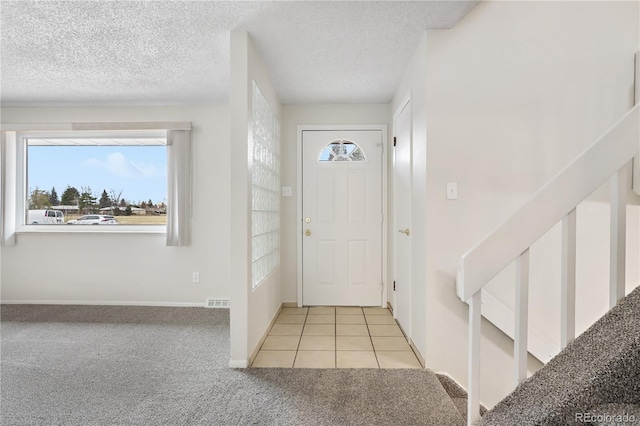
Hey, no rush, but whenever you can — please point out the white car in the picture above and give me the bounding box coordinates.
[28,209,65,224]
[67,215,118,225]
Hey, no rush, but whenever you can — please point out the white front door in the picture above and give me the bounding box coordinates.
[302,130,383,306]
[394,101,412,336]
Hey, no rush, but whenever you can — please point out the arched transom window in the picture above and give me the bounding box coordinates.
[319,140,366,162]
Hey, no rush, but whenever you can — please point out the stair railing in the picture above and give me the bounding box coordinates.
[456,104,640,425]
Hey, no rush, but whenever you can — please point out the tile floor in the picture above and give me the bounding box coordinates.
[251,306,423,369]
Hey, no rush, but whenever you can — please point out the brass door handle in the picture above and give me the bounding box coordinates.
[398,228,410,236]
[305,229,312,236]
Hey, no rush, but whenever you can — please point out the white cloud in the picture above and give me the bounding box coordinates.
[84,152,161,179]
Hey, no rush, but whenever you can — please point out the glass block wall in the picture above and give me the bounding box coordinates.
[251,81,280,288]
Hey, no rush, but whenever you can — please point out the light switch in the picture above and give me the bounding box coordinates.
[281,186,293,197]
[446,182,458,200]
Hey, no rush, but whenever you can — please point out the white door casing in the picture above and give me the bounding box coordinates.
[301,130,384,306]
[394,100,412,337]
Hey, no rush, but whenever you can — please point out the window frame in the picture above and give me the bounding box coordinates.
[318,139,367,162]
[15,129,168,235]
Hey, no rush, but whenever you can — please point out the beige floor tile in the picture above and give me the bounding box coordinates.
[281,307,309,315]
[336,324,369,336]
[363,307,391,316]
[276,315,306,324]
[298,335,335,350]
[261,335,301,351]
[302,324,335,336]
[371,336,411,351]
[336,336,373,351]
[336,307,363,315]
[365,315,397,325]
[337,351,378,368]
[305,314,335,324]
[294,351,335,368]
[252,350,296,368]
[308,306,335,315]
[368,324,404,337]
[376,351,421,369]
[336,314,366,325]
[269,323,304,336]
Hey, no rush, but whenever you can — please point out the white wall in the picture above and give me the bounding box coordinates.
[280,104,391,306]
[229,32,284,366]
[0,105,231,306]
[423,1,639,407]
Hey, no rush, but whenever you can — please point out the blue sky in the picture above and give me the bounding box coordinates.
[28,146,167,205]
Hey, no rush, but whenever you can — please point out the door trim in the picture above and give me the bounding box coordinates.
[392,95,412,338]
[297,125,388,307]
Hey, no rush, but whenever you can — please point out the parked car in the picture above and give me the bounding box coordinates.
[67,215,118,225]
[28,209,65,224]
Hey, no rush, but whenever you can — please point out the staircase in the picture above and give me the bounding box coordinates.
[437,374,487,424]
[433,286,640,425]
[479,286,640,425]
[456,101,640,425]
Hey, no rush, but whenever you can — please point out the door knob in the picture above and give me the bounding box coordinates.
[398,228,410,236]
[305,229,312,236]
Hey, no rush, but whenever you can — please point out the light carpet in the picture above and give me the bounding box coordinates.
[1,305,463,426]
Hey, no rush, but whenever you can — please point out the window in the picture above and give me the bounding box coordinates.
[25,135,167,226]
[251,81,280,288]
[319,140,366,162]
[2,124,191,246]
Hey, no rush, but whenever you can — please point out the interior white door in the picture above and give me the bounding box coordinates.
[394,101,412,337]
[302,130,383,306]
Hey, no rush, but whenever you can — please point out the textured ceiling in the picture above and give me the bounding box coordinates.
[1,1,478,106]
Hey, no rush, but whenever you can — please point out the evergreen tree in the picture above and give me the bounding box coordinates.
[78,187,97,214]
[124,205,132,216]
[147,199,154,208]
[49,187,59,206]
[98,190,111,209]
[61,186,80,206]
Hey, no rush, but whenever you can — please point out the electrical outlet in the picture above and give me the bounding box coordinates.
[192,272,200,283]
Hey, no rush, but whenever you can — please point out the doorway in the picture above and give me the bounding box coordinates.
[393,100,412,337]
[299,128,385,306]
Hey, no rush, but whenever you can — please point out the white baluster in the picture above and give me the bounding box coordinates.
[610,166,627,309]
[514,249,529,387]
[467,291,481,426]
[561,209,577,348]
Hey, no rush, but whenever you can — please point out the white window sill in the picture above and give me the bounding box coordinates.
[16,225,166,234]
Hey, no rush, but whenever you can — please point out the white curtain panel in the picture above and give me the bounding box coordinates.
[0,132,17,246]
[166,129,192,246]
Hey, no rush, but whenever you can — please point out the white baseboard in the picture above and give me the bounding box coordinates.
[0,300,206,307]
[228,359,249,368]
[247,303,285,366]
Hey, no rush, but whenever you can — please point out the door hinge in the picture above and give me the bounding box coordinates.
[393,136,397,147]
[393,280,396,291]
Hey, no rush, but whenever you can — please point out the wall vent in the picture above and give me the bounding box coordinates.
[205,298,230,308]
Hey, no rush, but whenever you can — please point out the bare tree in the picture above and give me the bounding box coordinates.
[108,189,123,214]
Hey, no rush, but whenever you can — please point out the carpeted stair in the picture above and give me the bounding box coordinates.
[478,286,640,425]
[437,373,488,424]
